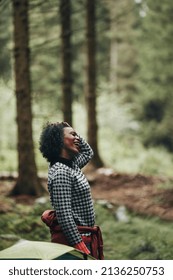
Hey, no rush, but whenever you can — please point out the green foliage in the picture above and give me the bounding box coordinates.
[95,89,173,177]
[0,0,12,81]
[29,0,62,113]
[136,0,173,151]
[0,82,17,155]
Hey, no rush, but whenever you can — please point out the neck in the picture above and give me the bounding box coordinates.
[60,149,72,160]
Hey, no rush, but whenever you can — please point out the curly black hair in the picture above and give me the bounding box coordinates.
[39,121,70,164]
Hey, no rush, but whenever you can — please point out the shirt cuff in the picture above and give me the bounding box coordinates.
[74,241,90,255]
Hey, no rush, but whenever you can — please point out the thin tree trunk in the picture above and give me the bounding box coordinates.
[60,0,73,125]
[86,0,103,168]
[11,0,45,196]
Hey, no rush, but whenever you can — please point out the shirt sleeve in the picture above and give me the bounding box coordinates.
[50,168,82,246]
[73,136,94,168]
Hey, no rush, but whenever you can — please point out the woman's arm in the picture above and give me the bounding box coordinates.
[73,136,94,168]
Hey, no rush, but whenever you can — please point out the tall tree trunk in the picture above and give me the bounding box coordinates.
[108,0,119,93]
[60,0,73,125]
[86,0,103,168]
[11,0,44,196]
[107,0,137,96]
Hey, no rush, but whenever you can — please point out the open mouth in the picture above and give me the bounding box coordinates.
[74,142,80,148]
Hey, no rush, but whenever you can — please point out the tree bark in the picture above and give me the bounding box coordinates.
[60,0,73,125]
[11,0,45,196]
[86,0,103,168]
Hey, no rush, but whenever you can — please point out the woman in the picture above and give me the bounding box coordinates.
[39,121,103,259]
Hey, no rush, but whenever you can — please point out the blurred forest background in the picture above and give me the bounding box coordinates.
[1,0,173,260]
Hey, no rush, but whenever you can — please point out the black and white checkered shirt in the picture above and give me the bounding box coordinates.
[47,137,95,246]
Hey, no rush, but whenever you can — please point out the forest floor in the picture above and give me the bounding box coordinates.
[1,168,173,221]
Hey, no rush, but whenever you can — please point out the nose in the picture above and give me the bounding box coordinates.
[75,134,80,141]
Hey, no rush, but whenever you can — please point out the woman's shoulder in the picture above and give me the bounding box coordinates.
[48,162,73,180]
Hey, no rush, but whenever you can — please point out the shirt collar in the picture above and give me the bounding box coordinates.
[57,157,73,168]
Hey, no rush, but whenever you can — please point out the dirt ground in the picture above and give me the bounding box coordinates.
[88,168,173,221]
[1,168,173,221]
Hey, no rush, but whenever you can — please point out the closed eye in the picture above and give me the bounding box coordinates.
[71,131,77,136]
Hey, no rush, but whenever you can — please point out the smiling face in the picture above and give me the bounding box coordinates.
[60,127,80,159]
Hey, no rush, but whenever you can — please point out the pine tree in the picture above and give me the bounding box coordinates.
[60,0,73,125]
[11,0,45,196]
[85,0,103,168]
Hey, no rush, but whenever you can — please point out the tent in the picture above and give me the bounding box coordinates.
[0,240,95,260]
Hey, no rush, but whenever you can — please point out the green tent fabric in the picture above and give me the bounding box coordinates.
[0,240,95,260]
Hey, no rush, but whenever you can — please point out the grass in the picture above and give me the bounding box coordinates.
[95,203,173,260]
[0,198,51,251]
[1,198,173,260]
